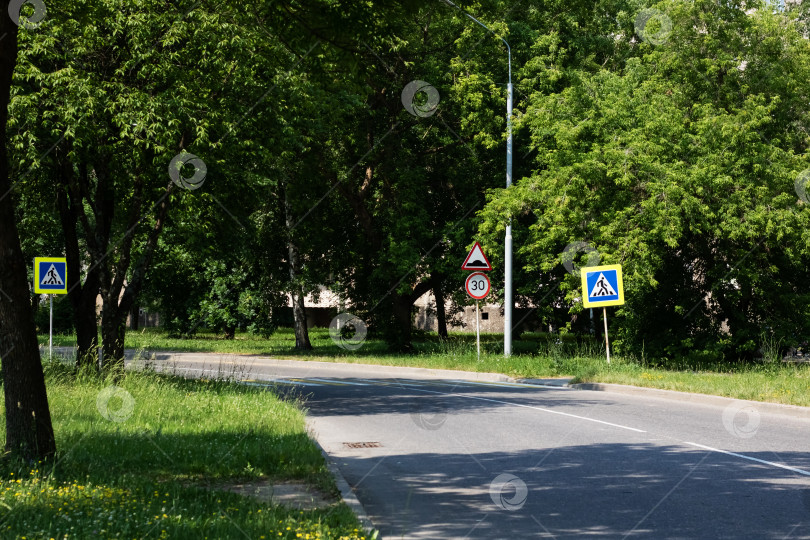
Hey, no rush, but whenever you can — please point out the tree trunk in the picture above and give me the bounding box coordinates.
[388,294,414,353]
[432,274,448,339]
[100,302,127,367]
[57,154,102,368]
[284,186,312,351]
[0,13,56,460]
[74,295,99,368]
[97,180,173,369]
[291,289,311,350]
[383,280,435,352]
[62,234,100,369]
[129,302,140,331]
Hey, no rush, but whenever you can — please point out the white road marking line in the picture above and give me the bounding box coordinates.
[347,377,568,391]
[389,379,457,387]
[373,380,646,433]
[446,379,569,390]
[446,379,514,387]
[273,379,324,387]
[351,378,440,387]
[684,442,810,477]
[288,378,361,387]
[242,379,323,388]
[403,379,504,388]
[300,377,370,386]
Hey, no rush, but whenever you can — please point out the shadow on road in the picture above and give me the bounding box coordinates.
[334,443,810,539]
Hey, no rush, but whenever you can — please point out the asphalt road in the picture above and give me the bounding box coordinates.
[132,352,810,539]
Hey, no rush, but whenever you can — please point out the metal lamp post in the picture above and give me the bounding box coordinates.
[442,1,513,356]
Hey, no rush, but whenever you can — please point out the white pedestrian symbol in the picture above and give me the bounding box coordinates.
[589,273,616,297]
[41,264,64,286]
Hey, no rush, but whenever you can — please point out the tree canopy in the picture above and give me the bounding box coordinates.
[4,0,810,377]
[480,0,810,361]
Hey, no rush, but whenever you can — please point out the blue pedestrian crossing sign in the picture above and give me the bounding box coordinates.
[34,257,67,294]
[581,264,624,308]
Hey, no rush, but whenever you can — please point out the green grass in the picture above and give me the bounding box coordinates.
[0,360,372,539]
[553,355,810,405]
[40,327,810,407]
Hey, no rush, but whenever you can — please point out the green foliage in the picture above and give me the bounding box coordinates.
[9,0,306,363]
[11,0,810,360]
[193,260,283,338]
[33,294,75,334]
[480,0,810,362]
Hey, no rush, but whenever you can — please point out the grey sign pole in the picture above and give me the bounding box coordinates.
[603,307,610,364]
[476,301,481,362]
[504,79,513,357]
[441,0,513,357]
[49,294,53,359]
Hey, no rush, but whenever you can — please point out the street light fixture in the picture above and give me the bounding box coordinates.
[442,0,514,356]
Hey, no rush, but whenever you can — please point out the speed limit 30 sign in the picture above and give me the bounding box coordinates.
[465,272,490,300]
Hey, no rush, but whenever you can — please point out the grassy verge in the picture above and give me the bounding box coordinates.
[40,328,810,407]
[555,356,810,406]
[0,360,371,539]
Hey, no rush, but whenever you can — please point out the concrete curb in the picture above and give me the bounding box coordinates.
[309,431,379,537]
[570,382,810,420]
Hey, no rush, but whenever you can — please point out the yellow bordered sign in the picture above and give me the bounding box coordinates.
[580,264,624,308]
[34,257,67,294]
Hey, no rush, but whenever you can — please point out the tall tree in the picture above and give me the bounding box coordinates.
[480,0,810,361]
[12,0,295,364]
[0,2,56,460]
[263,0,513,350]
[284,184,312,350]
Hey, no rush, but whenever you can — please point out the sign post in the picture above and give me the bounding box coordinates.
[580,264,624,364]
[476,301,481,359]
[465,272,491,362]
[462,243,492,361]
[34,257,68,358]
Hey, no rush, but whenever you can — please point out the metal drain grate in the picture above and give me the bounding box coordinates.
[343,441,382,449]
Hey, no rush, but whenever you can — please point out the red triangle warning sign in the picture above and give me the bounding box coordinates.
[462,242,492,271]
